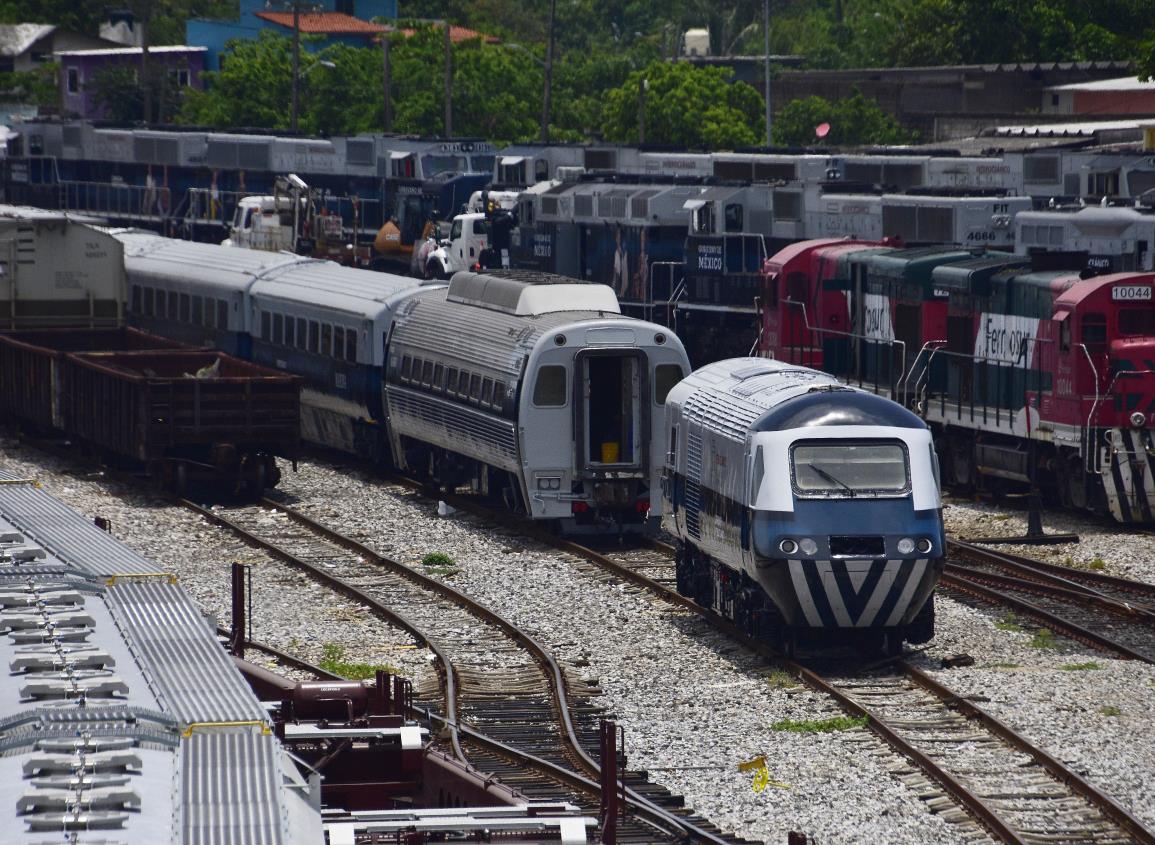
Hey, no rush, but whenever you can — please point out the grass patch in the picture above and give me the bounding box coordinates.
[1059,661,1102,671]
[772,715,868,734]
[765,669,800,689]
[1088,557,1107,571]
[422,551,457,567]
[1029,628,1058,649]
[318,643,395,681]
[1099,705,1122,717]
[995,614,1025,632]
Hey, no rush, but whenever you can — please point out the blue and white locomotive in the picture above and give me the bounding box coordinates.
[662,358,944,651]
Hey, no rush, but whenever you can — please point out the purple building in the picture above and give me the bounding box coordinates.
[55,46,206,120]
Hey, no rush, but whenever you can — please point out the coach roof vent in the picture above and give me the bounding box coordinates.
[446,270,621,316]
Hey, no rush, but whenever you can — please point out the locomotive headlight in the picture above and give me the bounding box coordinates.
[1131,411,1147,429]
[799,538,818,556]
[916,538,934,554]
[779,538,799,555]
[897,537,916,555]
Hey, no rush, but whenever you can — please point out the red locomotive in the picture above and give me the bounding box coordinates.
[759,239,1155,523]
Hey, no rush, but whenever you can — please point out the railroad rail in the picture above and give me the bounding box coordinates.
[414,485,1155,845]
[184,497,754,845]
[944,541,1155,663]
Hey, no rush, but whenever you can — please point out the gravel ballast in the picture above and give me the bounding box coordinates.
[5,439,1154,843]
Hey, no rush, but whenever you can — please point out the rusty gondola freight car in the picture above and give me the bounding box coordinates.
[0,330,301,494]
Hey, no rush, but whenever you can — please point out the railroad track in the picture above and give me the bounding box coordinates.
[950,539,1155,613]
[944,541,1155,663]
[185,497,755,845]
[800,661,1150,845]
[417,490,1155,845]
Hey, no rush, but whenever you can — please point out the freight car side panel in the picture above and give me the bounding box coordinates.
[61,351,300,463]
[0,328,184,431]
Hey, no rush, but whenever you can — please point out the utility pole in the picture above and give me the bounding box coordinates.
[541,0,555,143]
[764,0,772,146]
[291,0,301,132]
[381,27,392,133]
[638,77,647,144]
[139,8,151,124]
[443,22,453,137]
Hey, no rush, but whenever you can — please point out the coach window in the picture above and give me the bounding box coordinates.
[218,300,229,329]
[168,291,178,320]
[192,296,203,325]
[322,323,332,356]
[261,311,271,340]
[287,315,297,347]
[309,321,319,353]
[296,317,306,349]
[469,373,482,402]
[334,327,345,359]
[654,364,684,405]
[401,355,412,381]
[273,313,284,345]
[179,293,190,323]
[481,377,494,406]
[432,363,444,390]
[143,287,154,316]
[346,329,357,362]
[533,365,567,406]
[422,360,434,387]
[446,367,459,394]
[131,285,142,313]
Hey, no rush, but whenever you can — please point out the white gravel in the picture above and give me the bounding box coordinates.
[6,437,1155,844]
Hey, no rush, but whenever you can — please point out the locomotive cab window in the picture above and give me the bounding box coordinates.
[654,364,684,405]
[533,365,568,406]
[1119,308,1155,335]
[1081,313,1107,351]
[791,440,910,498]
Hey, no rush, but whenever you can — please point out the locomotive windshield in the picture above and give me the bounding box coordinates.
[790,440,909,498]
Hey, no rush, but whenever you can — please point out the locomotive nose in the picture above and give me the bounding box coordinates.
[1109,338,1155,427]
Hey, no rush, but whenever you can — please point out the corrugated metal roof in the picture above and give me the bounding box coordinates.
[0,477,314,845]
[107,580,268,724]
[0,480,158,576]
[182,730,288,845]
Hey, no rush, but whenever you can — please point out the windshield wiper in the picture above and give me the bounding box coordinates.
[806,463,856,497]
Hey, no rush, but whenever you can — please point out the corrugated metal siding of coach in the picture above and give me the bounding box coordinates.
[390,288,626,378]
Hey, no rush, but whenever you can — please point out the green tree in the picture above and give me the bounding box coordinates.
[0,63,58,109]
[180,30,297,128]
[87,64,182,122]
[771,89,912,147]
[600,59,763,148]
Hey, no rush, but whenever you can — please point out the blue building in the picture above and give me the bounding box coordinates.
[187,0,396,70]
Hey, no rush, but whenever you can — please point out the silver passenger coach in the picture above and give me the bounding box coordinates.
[385,270,690,532]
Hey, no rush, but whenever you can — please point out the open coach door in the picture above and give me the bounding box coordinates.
[576,349,647,474]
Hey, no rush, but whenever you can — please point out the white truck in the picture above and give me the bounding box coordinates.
[223,174,367,265]
[418,190,520,279]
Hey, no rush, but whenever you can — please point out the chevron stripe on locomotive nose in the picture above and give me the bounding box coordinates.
[789,558,928,627]
[1105,428,1155,523]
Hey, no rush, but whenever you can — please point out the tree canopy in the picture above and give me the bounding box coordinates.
[771,89,912,147]
[600,60,764,148]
